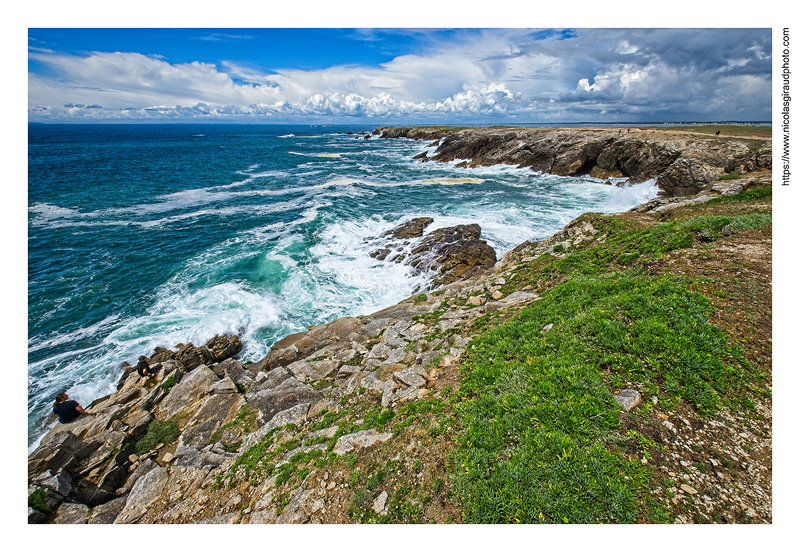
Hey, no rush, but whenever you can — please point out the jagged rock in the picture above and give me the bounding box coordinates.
[173,447,232,468]
[205,334,243,362]
[28,507,48,524]
[394,367,427,389]
[28,483,64,514]
[211,357,250,382]
[614,389,642,412]
[115,467,169,523]
[52,502,89,524]
[247,376,321,424]
[210,376,238,395]
[28,430,101,476]
[241,403,311,451]
[383,126,771,197]
[259,317,362,371]
[381,380,396,408]
[175,343,215,371]
[286,359,337,382]
[275,488,312,524]
[408,224,497,285]
[333,429,393,455]
[88,496,127,524]
[157,365,217,419]
[38,471,73,498]
[178,392,244,448]
[116,458,157,495]
[381,217,434,239]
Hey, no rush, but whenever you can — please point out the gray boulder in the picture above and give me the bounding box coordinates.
[157,365,217,419]
[114,466,169,524]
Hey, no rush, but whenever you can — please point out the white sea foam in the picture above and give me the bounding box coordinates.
[289,151,344,158]
[28,315,121,354]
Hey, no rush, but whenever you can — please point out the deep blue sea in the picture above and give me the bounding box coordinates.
[28,124,660,450]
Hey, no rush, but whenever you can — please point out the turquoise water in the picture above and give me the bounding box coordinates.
[28,124,659,449]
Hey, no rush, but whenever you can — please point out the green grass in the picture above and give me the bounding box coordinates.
[523,211,771,288]
[135,419,180,455]
[666,125,771,138]
[28,487,53,514]
[161,375,177,394]
[450,271,759,523]
[209,404,258,451]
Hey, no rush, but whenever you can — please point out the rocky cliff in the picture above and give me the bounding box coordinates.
[374,126,772,197]
[27,135,772,525]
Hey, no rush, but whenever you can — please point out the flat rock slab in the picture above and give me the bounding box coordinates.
[53,502,90,524]
[114,466,169,524]
[88,496,128,524]
[333,429,393,455]
[178,392,244,448]
[158,365,217,419]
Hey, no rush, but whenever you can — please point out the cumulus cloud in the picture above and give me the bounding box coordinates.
[28,28,771,122]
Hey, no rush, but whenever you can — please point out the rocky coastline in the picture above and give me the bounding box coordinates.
[375,125,772,197]
[28,127,772,524]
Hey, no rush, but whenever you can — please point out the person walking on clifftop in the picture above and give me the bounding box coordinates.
[53,393,88,424]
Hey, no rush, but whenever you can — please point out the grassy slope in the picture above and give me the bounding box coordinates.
[449,184,772,523]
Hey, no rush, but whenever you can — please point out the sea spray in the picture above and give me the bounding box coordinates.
[28,124,660,449]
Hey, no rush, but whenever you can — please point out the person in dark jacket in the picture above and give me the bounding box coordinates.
[53,393,88,424]
[137,355,155,378]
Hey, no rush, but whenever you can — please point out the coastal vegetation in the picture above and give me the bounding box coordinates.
[449,183,771,523]
[28,127,772,525]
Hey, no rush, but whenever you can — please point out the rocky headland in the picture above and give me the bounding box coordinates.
[375,125,772,197]
[28,126,772,525]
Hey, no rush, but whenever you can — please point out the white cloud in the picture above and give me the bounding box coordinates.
[28,29,772,122]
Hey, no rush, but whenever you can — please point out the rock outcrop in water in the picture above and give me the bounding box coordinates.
[369,218,497,289]
[374,126,772,197]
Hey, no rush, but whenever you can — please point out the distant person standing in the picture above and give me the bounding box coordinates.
[53,393,88,424]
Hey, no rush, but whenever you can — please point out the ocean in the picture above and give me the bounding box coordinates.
[27,123,660,450]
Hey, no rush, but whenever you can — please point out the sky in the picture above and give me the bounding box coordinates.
[28,27,772,124]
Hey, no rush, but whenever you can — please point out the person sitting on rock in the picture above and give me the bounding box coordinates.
[53,393,88,424]
[137,355,157,378]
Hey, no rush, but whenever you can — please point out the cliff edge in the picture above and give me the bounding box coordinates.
[28,130,772,525]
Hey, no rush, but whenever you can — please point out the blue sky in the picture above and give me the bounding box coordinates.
[28,27,772,123]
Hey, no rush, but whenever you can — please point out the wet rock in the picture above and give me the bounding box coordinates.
[205,334,243,362]
[381,217,434,239]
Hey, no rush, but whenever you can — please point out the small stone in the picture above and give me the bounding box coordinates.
[161,452,175,464]
[491,291,504,300]
[541,323,554,332]
[372,491,389,515]
[613,389,641,412]
[680,484,698,495]
[128,454,139,463]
